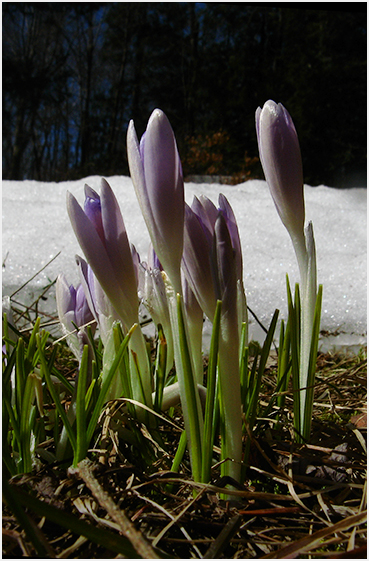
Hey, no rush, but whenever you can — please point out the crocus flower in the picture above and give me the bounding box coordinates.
[183,196,244,481]
[182,200,217,322]
[256,100,319,440]
[67,179,152,407]
[75,256,98,324]
[56,273,95,361]
[128,110,205,457]
[182,194,246,327]
[213,213,243,482]
[75,255,120,345]
[256,101,305,247]
[67,179,139,330]
[127,109,184,294]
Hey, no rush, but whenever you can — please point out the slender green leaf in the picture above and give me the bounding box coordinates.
[75,345,90,466]
[170,430,187,474]
[26,317,41,363]
[276,318,291,413]
[50,364,74,394]
[286,276,301,438]
[85,378,96,412]
[201,299,221,483]
[113,322,133,401]
[86,324,137,444]
[239,321,250,410]
[246,308,279,428]
[176,293,203,482]
[15,337,26,418]
[243,309,279,474]
[37,333,77,453]
[154,324,167,412]
[2,343,16,387]
[19,373,37,473]
[302,284,323,440]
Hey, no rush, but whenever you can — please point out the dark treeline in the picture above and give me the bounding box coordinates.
[2,3,367,187]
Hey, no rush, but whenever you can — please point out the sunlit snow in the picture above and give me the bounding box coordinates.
[2,176,366,353]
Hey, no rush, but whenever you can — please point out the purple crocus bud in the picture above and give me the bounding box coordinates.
[68,181,153,407]
[56,273,95,360]
[75,255,98,323]
[256,100,305,243]
[127,109,185,294]
[218,194,243,283]
[182,194,245,324]
[67,178,138,331]
[212,213,243,482]
[212,213,238,318]
[182,202,217,322]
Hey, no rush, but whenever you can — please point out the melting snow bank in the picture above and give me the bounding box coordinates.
[2,176,366,354]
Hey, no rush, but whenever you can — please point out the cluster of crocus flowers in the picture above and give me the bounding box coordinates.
[62,101,321,483]
[256,100,320,441]
[63,108,250,483]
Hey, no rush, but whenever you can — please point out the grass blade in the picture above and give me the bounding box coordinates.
[176,292,203,482]
[37,333,77,454]
[201,299,221,483]
[75,344,90,466]
[286,276,301,439]
[154,323,167,412]
[302,283,323,440]
[86,323,137,444]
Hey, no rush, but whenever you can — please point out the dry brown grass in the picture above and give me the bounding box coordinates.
[3,348,367,559]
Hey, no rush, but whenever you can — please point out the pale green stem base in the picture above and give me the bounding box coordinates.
[291,224,317,436]
[218,314,243,484]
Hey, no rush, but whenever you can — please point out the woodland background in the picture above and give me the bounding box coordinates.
[2,3,367,187]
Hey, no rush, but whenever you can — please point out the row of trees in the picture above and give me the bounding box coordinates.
[3,3,366,186]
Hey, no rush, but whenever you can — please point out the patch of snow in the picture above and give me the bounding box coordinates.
[2,176,366,353]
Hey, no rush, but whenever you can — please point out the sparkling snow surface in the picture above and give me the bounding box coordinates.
[2,176,367,353]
